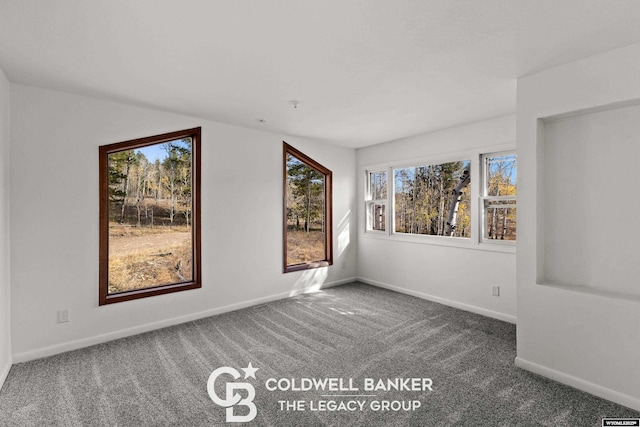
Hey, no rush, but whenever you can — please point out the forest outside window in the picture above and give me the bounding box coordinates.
[283,143,332,273]
[481,151,517,242]
[365,170,387,232]
[99,127,201,305]
[393,160,471,238]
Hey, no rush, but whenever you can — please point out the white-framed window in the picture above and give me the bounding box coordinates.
[365,170,387,232]
[363,147,515,252]
[481,151,516,242]
[392,160,471,238]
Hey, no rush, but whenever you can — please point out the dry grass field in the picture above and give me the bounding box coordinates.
[108,224,192,294]
[286,229,325,265]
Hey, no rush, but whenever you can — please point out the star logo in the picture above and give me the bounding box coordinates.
[242,362,259,379]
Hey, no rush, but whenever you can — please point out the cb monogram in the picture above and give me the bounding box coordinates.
[207,366,258,422]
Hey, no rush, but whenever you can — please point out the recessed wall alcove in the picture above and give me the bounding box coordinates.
[539,100,640,298]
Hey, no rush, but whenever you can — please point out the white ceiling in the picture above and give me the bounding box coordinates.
[2,1,640,148]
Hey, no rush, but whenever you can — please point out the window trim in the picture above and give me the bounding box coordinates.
[99,127,202,305]
[480,150,517,245]
[283,142,333,273]
[364,169,388,234]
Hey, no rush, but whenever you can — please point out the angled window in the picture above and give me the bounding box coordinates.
[393,161,471,238]
[481,151,516,242]
[99,128,201,305]
[365,170,387,232]
[283,143,332,272]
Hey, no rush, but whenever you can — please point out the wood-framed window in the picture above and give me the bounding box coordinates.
[99,127,201,305]
[283,143,333,273]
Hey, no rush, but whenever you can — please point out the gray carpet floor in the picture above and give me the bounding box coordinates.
[0,282,638,426]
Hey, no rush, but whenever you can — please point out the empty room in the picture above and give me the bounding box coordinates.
[1,1,640,426]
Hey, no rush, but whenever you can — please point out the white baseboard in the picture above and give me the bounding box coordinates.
[357,276,516,324]
[515,357,640,412]
[12,277,356,364]
[0,358,11,391]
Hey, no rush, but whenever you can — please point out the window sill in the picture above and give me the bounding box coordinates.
[284,260,332,273]
[362,231,516,254]
[100,281,201,305]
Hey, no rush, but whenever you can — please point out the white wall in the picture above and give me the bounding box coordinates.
[0,68,11,388]
[9,84,357,361]
[516,42,640,410]
[356,115,517,322]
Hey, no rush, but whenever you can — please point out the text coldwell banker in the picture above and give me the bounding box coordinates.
[265,377,433,392]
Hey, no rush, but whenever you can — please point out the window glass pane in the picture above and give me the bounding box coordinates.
[485,154,517,196]
[394,161,471,238]
[484,199,516,240]
[367,203,386,231]
[285,153,327,266]
[369,171,387,200]
[107,138,194,294]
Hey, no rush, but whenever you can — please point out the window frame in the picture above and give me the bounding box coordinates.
[361,145,516,253]
[99,127,202,305]
[365,169,388,234]
[283,142,333,273]
[480,150,517,245]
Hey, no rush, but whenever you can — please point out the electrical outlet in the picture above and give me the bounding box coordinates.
[492,286,500,297]
[57,309,70,323]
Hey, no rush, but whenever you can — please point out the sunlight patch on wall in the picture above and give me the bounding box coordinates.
[288,268,328,297]
[337,211,350,257]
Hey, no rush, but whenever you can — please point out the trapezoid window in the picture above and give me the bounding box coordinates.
[283,143,332,273]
